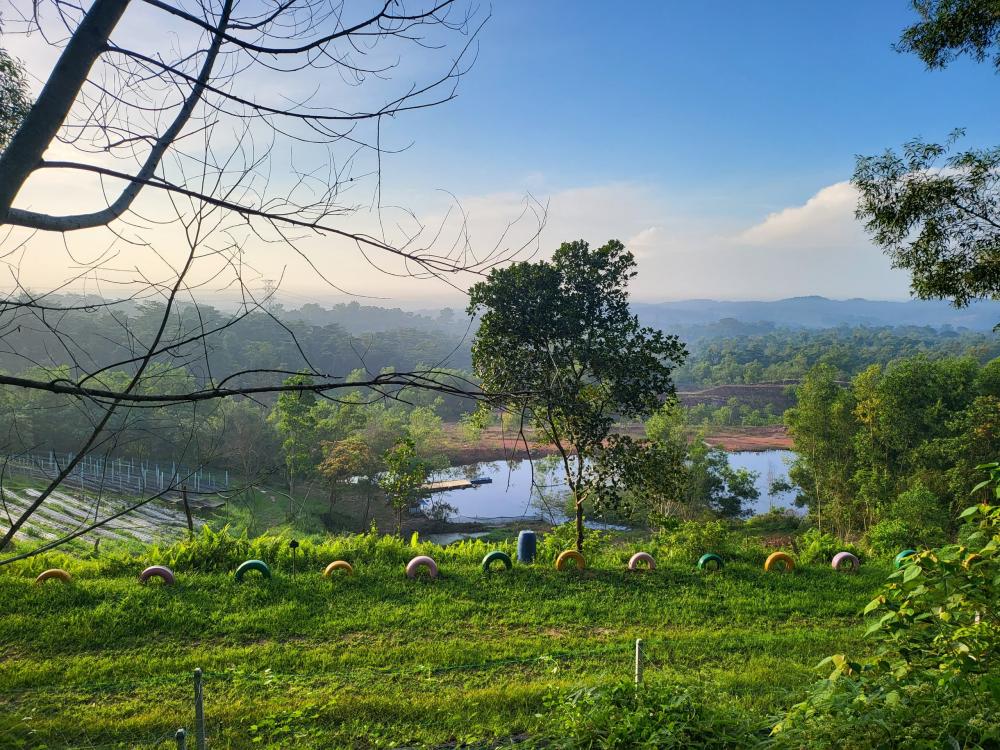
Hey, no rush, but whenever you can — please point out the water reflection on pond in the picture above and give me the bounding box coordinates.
[422,450,798,523]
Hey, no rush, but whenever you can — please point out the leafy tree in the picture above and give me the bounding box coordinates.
[583,434,686,525]
[270,374,318,501]
[854,1,1000,309]
[318,436,373,520]
[379,438,428,536]
[854,133,1000,308]
[468,239,687,551]
[0,44,30,153]
[786,364,858,533]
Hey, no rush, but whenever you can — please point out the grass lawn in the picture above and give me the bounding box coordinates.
[0,532,888,749]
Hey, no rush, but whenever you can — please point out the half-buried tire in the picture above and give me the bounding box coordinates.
[139,565,175,585]
[235,559,272,582]
[697,553,724,571]
[324,560,354,576]
[831,552,860,573]
[481,551,512,573]
[627,552,655,571]
[764,551,795,573]
[406,555,438,579]
[555,550,585,571]
[894,549,917,569]
[35,568,71,585]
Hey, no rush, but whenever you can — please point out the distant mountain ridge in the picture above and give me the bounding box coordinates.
[632,296,1000,331]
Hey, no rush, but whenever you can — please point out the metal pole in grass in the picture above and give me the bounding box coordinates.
[194,668,206,750]
[175,728,187,750]
[634,639,643,689]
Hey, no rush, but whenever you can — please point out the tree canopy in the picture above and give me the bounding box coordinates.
[468,239,687,551]
[855,0,1000,309]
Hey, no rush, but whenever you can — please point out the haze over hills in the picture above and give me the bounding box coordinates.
[631,296,1000,332]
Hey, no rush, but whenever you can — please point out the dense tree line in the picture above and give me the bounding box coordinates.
[785,355,999,546]
[675,325,1000,387]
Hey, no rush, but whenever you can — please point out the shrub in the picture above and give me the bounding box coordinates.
[798,527,862,565]
[536,683,761,749]
[538,521,610,563]
[772,465,1000,749]
[651,519,733,564]
[865,518,914,557]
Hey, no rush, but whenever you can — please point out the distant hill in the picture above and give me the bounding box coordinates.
[632,296,1000,332]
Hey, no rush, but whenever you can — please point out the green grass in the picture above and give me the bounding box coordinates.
[0,530,889,749]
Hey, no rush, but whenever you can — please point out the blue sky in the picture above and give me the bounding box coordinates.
[395,1,999,213]
[343,1,1000,305]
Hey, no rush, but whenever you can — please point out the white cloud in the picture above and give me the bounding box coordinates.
[737,181,865,248]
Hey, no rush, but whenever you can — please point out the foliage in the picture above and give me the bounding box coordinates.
[378,438,428,535]
[865,518,918,558]
[855,132,1000,308]
[852,3,1000,310]
[651,519,734,564]
[645,404,761,521]
[897,0,1000,72]
[773,466,1000,749]
[0,44,30,153]
[798,528,861,565]
[674,324,1000,388]
[684,441,760,519]
[468,239,686,551]
[786,356,998,537]
[270,374,319,496]
[535,683,761,749]
[585,434,686,525]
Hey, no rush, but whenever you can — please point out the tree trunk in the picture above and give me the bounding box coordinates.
[0,0,131,218]
[575,498,584,553]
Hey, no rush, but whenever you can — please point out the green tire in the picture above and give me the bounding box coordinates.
[698,553,724,571]
[894,549,917,569]
[481,550,513,573]
[235,559,272,582]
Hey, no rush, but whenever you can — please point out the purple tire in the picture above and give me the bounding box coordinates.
[406,555,438,579]
[139,565,176,585]
[627,552,655,571]
[831,552,859,573]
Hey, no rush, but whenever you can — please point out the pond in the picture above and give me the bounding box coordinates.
[422,449,798,524]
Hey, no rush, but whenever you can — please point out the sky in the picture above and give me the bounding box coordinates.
[5,1,1000,308]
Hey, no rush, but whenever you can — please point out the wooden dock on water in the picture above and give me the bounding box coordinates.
[421,479,474,492]
[421,477,493,493]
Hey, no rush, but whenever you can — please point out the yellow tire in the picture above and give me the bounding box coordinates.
[324,560,354,576]
[764,552,795,573]
[35,568,71,584]
[555,550,586,571]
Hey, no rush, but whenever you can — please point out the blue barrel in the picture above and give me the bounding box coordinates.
[517,530,536,564]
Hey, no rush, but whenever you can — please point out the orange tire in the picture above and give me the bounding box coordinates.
[324,560,354,576]
[555,550,586,571]
[764,552,795,573]
[35,568,71,584]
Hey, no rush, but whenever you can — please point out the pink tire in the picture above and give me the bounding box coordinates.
[139,565,175,585]
[406,555,438,579]
[627,552,655,571]
[831,552,859,573]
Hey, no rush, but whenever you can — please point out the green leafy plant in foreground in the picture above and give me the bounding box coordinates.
[534,683,761,749]
[772,463,1000,749]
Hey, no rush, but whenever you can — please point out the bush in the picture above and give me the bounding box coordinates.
[772,465,1000,749]
[865,518,914,557]
[536,683,761,749]
[798,527,862,565]
[651,520,733,564]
